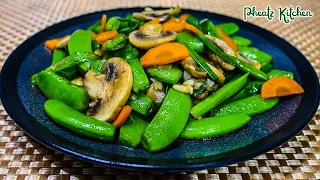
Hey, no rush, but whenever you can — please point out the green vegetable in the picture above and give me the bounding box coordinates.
[261,64,274,73]
[191,73,249,118]
[106,17,120,31]
[197,32,269,80]
[127,58,150,93]
[177,31,204,53]
[199,19,220,38]
[228,80,265,102]
[192,85,206,97]
[210,95,279,116]
[268,69,294,79]
[44,99,115,141]
[141,88,191,152]
[231,36,251,46]
[225,71,243,83]
[146,64,182,84]
[118,113,148,148]
[52,49,76,80]
[87,19,102,31]
[102,34,127,51]
[91,59,107,73]
[238,46,273,67]
[114,43,139,61]
[185,44,218,81]
[126,93,154,116]
[36,70,89,111]
[217,23,239,35]
[179,114,251,139]
[92,39,100,52]
[186,14,200,28]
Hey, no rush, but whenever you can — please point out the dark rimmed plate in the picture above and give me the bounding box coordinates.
[0,7,319,171]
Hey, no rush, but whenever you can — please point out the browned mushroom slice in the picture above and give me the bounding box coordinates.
[146,78,166,103]
[205,61,225,84]
[237,52,261,69]
[133,6,181,22]
[180,57,207,79]
[83,57,133,122]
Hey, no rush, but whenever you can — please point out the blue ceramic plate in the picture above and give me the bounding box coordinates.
[0,8,319,171]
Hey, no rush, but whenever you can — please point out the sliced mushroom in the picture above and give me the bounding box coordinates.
[205,35,235,71]
[71,76,84,86]
[237,52,261,69]
[133,6,181,22]
[146,78,166,103]
[83,57,133,122]
[55,35,70,49]
[129,24,177,49]
[205,61,225,84]
[181,57,207,79]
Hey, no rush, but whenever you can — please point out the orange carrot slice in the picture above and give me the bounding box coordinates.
[162,19,186,32]
[100,14,107,33]
[184,23,202,34]
[94,30,118,44]
[113,105,132,127]
[179,14,189,21]
[140,42,190,67]
[44,39,60,51]
[216,27,238,51]
[261,76,304,99]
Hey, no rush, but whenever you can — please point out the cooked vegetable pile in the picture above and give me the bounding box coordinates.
[32,6,304,152]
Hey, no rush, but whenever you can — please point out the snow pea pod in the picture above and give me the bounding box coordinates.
[102,34,127,51]
[228,80,265,102]
[231,36,252,46]
[261,64,274,73]
[191,73,249,118]
[210,95,279,116]
[141,88,191,152]
[179,114,251,139]
[177,31,204,53]
[44,99,115,141]
[126,93,154,116]
[199,19,220,38]
[52,49,77,80]
[114,43,139,61]
[268,69,294,79]
[197,32,269,80]
[217,23,239,35]
[146,64,182,84]
[238,46,273,67]
[186,14,200,28]
[87,19,102,31]
[118,113,148,148]
[106,17,120,31]
[128,58,150,93]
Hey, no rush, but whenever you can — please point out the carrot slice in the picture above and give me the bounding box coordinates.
[140,42,190,67]
[162,19,186,32]
[113,105,132,127]
[179,14,189,21]
[94,30,118,44]
[261,76,304,99]
[216,27,238,51]
[184,23,202,34]
[100,14,107,33]
[44,39,60,51]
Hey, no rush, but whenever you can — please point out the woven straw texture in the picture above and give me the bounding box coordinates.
[0,0,319,179]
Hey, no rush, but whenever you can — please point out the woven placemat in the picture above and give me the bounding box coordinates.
[0,0,319,179]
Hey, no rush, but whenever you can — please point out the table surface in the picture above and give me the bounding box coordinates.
[0,0,319,179]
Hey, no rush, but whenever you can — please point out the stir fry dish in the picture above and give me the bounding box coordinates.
[32,7,304,152]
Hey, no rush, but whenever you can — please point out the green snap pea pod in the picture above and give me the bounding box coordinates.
[127,58,150,93]
[197,32,269,80]
[141,88,191,152]
[199,19,220,38]
[237,46,273,67]
[52,49,77,80]
[225,71,243,83]
[92,39,100,52]
[210,95,279,117]
[118,113,148,148]
[185,44,218,81]
[228,80,265,102]
[179,114,251,139]
[44,99,115,141]
[145,64,182,84]
[93,26,101,34]
[36,70,89,111]
[87,19,102,31]
[91,59,107,73]
[126,93,154,116]
[268,69,294,79]
[114,43,139,61]
[177,31,204,53]
[186,14,200,28]
[191,73,249,118]
[261,64,274,73]
[217,23,239,36]
[106,17,120,31]
[231,36,252,46]
[102,34,127,51]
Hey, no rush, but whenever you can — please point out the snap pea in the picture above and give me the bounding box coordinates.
[44,99,115,141]
[92,39,100,52]
[52,49,77,80]
[191,73,249,118]
[87,19,102,31]
[141,88,191,152]
[179,114,251,139]
[197,32,269,80]
[102,34,127,51]
[118,113,148,148]
[237,46,273,67]
[126,93,154,116]
[210,95,279,116]
[217,23,239,35]
[127,58,150,93]
[199,19,220,38]
[146,64,182,84]
[36,70,89,111]
[106,17,120,31]
[225,71,243,83]
[228,80,265,102]
[177,31,204,53]
[268,69,294,79]
[261,64,274,73]
[231,36,252,46]
[186,14,200,28]
[185,44,218,81]
[114,43,139,61]
[91,59,107,73]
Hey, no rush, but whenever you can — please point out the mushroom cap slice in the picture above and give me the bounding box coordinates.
[181,57,207,79]
[84,57,133,122]
[133,6,181,22]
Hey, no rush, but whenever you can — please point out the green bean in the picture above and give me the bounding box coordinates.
[102,34,127,51]
[268,69,294,79]
[217,23,239,35]
[231,36,252,46]
[106,17,120,31]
